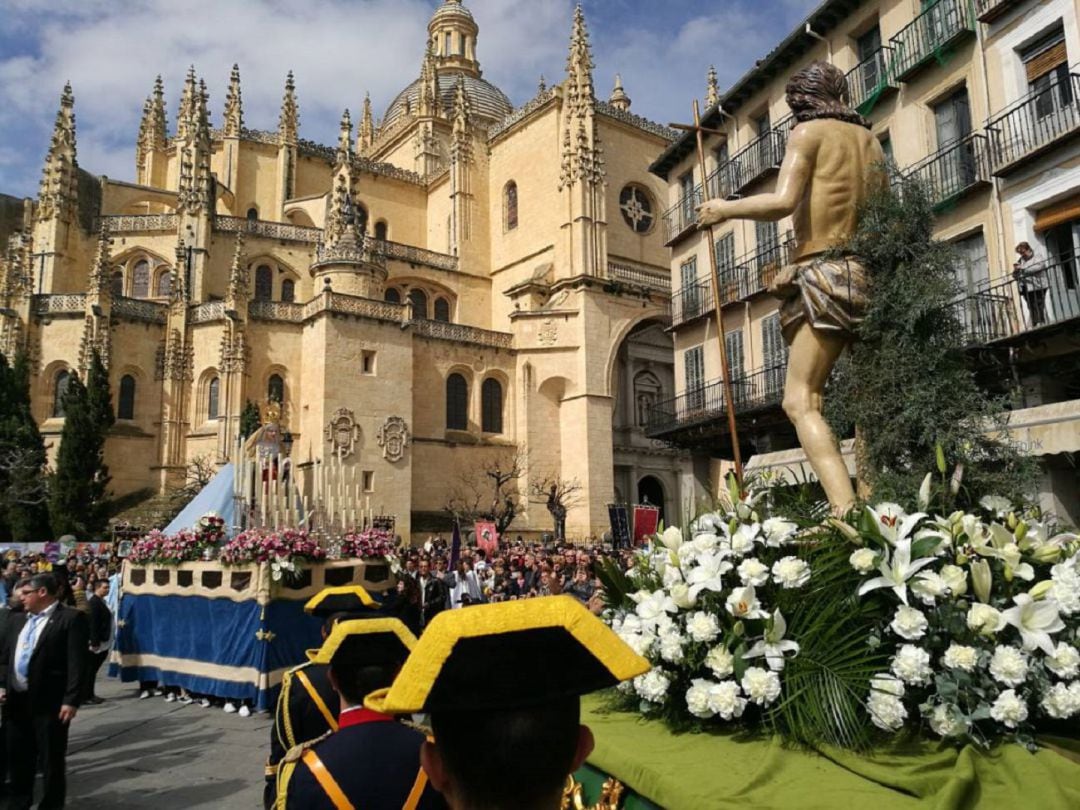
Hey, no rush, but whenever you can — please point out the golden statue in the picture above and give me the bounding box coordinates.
[697,61,886,515]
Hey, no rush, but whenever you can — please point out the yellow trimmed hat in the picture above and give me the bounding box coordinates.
[308,618,418,667]
[365,595,650,714]
[304,585,379,618]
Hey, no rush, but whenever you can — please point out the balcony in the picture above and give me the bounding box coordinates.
[98,213,178,234]
[889,0,975,83]
[705,162,740,203]
[845,47,898,116]
[955,249,1080,345]
[215,215,321,243]
[986,73,1080,175]
[645,363,788,441]
[974,0,1023,23]
[718,232,795,305]
[671,280,715,327]
[729,116,795,192]
[607,258,672,294]
[903,133,990,210]
[662,184,704,245]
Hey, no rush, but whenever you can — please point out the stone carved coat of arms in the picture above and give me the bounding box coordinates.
[377,416,410,462]
[324,408,360,458]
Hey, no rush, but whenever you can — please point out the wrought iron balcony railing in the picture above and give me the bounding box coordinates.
[706,161,740,202]
[974,0,1023,23]
[671,280,716,327]
[717,231,796,305]
[846,47,898,115]
[729,116,796,192]
[903,133,990,209]
[985,72,1080,175]
[662,184,704,244]
[645,363,788,437]
[889,0,975,82]
[954,249,1080,344]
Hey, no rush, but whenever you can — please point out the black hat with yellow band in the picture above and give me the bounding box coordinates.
[309,617,418,669]
[365,595,650,714]
[303,585,380,619]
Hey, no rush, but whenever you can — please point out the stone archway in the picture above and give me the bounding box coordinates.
[637,475,666,525]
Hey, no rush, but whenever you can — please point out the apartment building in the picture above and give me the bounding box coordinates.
[648,0,1080,521]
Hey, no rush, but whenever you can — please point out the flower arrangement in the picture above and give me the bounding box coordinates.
[195,512,226,546]
[219,528,326,581]
[339,527,396,560]
[127,513,229,566]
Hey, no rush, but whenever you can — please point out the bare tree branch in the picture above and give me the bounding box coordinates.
[444,445,528,535]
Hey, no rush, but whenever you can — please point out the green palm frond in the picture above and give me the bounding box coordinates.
[594,557,634,610]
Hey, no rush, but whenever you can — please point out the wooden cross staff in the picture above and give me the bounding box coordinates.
[670,99,744,487]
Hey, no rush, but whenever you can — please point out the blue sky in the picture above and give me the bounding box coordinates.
[0,0,818,198]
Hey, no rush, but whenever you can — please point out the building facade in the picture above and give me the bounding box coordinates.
[649,0,1080,522]
[0,1,696,540]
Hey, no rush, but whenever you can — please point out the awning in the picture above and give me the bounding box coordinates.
[1034,193,1080,232]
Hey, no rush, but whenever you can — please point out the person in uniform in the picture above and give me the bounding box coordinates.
[366,595,649,810]
[263,585,383,809]
[276,616,445,810]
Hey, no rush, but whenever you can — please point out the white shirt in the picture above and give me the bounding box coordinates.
[11,601,58,692]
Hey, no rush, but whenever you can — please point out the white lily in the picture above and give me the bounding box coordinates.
[659,526,684,551]
[725,584,769,620]
[868,504,926,545]
[686,550,733,601]
[634,590,678,625]
[917,473,933,510]
[1001,593,1065,655]
[744,609,800,671]
[857,538,938,605]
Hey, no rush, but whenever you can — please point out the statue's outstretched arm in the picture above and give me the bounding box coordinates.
[697,127,815,227]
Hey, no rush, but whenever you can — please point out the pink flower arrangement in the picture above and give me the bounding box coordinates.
[340,528,397,560]
[219,528,327,567]
[127,513,228,566]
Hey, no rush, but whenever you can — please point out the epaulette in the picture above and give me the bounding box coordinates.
[282,730,332,764]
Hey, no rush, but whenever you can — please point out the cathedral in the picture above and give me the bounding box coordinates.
[0,1,699,539]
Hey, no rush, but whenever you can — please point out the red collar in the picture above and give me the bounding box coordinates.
[338,706,395,729]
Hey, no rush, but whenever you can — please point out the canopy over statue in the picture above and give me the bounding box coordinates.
[696,60,886,515]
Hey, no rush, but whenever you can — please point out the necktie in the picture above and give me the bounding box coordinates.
[16,613,44,682]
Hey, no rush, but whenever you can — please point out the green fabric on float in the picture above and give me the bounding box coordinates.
[579,695,1080,810]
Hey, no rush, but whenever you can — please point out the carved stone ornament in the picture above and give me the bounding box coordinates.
[324,408,360,458]
[538,318,558,346]
[377,416,410,463]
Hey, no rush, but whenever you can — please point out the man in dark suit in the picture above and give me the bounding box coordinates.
[416,559,447,630]
[84,578,112,704]
[0,572,89,810]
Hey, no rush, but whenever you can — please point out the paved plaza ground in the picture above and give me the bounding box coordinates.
[63,674,269,809]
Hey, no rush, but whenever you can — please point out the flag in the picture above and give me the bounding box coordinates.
[450,519,463,568]
[632,505,661,547]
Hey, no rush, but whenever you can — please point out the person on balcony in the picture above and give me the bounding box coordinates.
[1013,241,1049,327]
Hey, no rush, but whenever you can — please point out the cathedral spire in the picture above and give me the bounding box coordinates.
[452,75,471,135]
[706,65,720,107]
[336,108,353,166]
[226,233,248,305]
[608,74,631,112]
[87,222,112,299]
[37,82,78,222]
[278,71,299,144]
[358,93,375,154]
[418,38,440,118]
[177,66,198,141]
[565,4,595,112]
[223,63,243,136]
[137,76,168,177]
[172,239,189,305]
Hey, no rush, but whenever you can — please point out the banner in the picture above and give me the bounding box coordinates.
[43,541,61,562]
[632,505,661,547]
[450,520,463,569]
[474,521,498,555]
[607,504,631,549]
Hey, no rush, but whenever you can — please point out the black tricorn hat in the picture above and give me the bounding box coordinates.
[304,585,379,619]
[308,617,417,667]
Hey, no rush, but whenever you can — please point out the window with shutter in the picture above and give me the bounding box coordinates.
[680,257,700,318]
[762,313,788,397]
[1022,29,1072,118]
[715,232,735,282]
[725,329,746,406]
[684,347,705,410]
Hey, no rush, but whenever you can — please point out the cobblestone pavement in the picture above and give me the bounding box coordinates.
[61,674,269,809]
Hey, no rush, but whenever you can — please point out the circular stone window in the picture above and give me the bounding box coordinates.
[619,184,655,234]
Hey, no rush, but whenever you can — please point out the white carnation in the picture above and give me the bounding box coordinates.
[705,644,735,679]
[911,571,949,605]
[619,630,655,658]
[693,532,721,554]
[928,704,966,738]
[867,675,907,732]
[659,632,685,664]
[849,548,877,574]
[989,689,1028,728]
[707,680,747,720]
[1050,563,1080,615]
[941,644,979,672]
[1045,642,1080,679]
[989,646,1028,687]
[1040,682,1080,720]
[686,610,721,643]
[737,557,770,586]
[633,668,671,704]
[940,564,968,597]
[685,678,715,719]
[762,517,797,547]
[771,556,811,589]
[890,606,929,640]
[966,603,1006,635]
[740,667,782,706]
[891,645,933,686]
[661,564,684,588]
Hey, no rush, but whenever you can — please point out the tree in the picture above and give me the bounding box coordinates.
[181,453,217,499]
[50,352,114,536]
[0,351,51,541]
[444,446,527,536]
[239,399,261,439]
[529,472,582,542]
[825,174,1033,507]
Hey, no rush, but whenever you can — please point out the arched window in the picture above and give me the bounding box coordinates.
[374,221,388,241]
[504,181,518,231]
[254,265,273,301]
[246,207,259,221]
[481,378,503,434]
[53,370,70,418]
[384,288,401,304]
[118,374,136,420]
[268,374,285,404]
[433,297,451,322]
[446,374,468,431]
[155,270,172,298]
[408,289,428,319]
[110,271,124,298]
[281,279,295,303]
[132,260,150,298]
[207,377,220,420]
